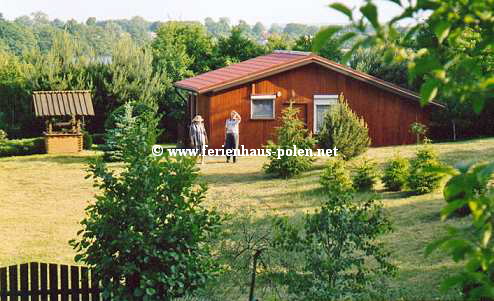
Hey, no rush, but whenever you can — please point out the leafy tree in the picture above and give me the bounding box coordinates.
[318,94,371,160]
[213,26,267,68]
[0,19,37,55]
[317,2,494,297]
[349,47,411,89]
[204,17,231,39]
[264,104,315,178]
[265,34,291,52]
[293,34,343,61]
[252,22,266,38]
[273,193,395,300]
[268,23,283,35]
[72,108,221,300]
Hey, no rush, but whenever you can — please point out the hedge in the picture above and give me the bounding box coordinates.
[0,137,45,157]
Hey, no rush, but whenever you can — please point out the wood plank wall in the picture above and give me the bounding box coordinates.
[204,63,433,150]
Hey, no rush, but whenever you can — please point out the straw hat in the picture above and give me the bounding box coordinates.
[192,115,204,122]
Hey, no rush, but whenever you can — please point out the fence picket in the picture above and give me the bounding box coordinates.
[60,264,69,301]
[30,263,40,301]
[9,265,18,301]
[48,264,58,301]
[40,263,48,301]
[20,263,28,301]
[80,267,89,301]
[0,267,7,301]
[71,266,80,301]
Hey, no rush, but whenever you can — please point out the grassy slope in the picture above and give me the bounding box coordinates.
[1,138,493,299]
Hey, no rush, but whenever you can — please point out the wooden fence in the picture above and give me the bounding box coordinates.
[0,262,101,301]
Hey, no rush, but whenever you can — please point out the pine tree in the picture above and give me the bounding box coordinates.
[264,103,315,178]
[102,102,136,162]
[318,93,371,160]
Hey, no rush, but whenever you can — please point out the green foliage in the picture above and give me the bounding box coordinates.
[273,193,396,300]
[408,145,444,195]
[105,37,168,108]
[352,158,380,191]
[320,158,354,195]
[382,155,410,191]
[102,102,138,162]
[0,129,7,142]
[293,34,343,62]
[264,104,315,178]
[214,26,267,67]
[410,122,428,144]
[426,162,494,300]
[318,94,371,160]
[82,131,92,150]
[349,47,412,90]
[0,137,44,157]
[71,108,221,300]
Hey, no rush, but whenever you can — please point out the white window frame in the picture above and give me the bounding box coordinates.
[250,94,276,120]
[313,95,338,133]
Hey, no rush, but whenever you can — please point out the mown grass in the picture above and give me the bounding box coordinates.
[1,137,494,299]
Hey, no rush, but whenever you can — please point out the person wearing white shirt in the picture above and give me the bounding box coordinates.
[224,111,241,163]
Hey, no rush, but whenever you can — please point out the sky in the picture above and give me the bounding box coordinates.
[2,0,406,25]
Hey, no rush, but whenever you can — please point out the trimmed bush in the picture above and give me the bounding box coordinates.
[408,145,444,194]
[318,93,371,160]
[83,131,93,150]
[264,103,316,178]
[352,158,380,191]
[0,137,44,157]
[320,158,354,195]
[382,155,410,191]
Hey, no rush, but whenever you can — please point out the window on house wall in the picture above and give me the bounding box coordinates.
[251,95,276,119]
[313,95,338,133]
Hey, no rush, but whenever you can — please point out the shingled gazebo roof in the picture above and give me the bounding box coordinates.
[33,90,95,117]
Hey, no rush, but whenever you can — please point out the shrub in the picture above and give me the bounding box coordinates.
[408,145,444,194]
[318,94,371,160]
[71,110,221,300]
[0,129,7,143]
[82,131,92,150]
[264,103,315,178]
[352,158,380,191]
[0,137,44,157]
[320,158,354,195]
[382,155,410,191]
[273,193,396,300]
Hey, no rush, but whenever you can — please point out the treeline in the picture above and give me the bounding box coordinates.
[0,13,349,140]
[0,12,493,141]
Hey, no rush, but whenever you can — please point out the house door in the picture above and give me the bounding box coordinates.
[313,95,338,133]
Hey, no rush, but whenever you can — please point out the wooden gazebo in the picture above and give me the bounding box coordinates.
[33,90,94,154]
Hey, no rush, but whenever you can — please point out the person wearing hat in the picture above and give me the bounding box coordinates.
[189,115,208,164]
[224,110,241,163]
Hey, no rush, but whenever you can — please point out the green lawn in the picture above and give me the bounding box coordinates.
[1,137,494,299]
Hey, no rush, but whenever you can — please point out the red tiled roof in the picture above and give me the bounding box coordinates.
[175,51,310,93]
[174,50,444,107]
